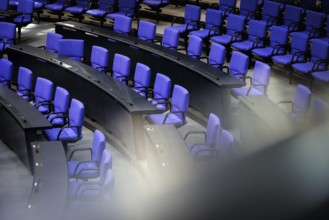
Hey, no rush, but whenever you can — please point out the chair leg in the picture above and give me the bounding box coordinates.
[17,27,21,42]
[100,19,104,27]
[309,77,314,91]
[156,10,159,23]
[37,10,41,23]
[58,13,61,21]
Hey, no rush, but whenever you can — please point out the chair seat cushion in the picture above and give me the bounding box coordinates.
[189,144,215,160]
[291,62,314,74]
[86,9,106,17]
[65,6,85,14]
[312,71,329,82]
[14,16,31,25]
[231,87,263,98]
[170,24,195,34]
[16,91,30,101]
[44,127,78,141]
[210,35,232,45]
[190,29,216,39]
[34,2,44,8]
[143,0,170,6]
[106,11,134,20]
[34,105,49,114]
[68,161,98,178]
[68,181,101,198]
[231,41,254,51]
[146,113,183,125]
[45,3,64,11]
[252,47,275,58]
[272,54,293,65]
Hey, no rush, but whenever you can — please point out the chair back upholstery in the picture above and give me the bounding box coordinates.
[91,46,109,72]
[138,20,156,42]
[45,32,63,53]
[294,84,312,113]
[58,39,85,62]
[92,129,106,163]
[113,15,132,34]
[170,85,189,124]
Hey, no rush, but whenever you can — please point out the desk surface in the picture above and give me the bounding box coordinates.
[9,44,161,115]
[56,21,245,88]
[0,11,21,17]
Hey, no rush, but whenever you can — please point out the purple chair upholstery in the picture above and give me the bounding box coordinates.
[260,1,281,28]
[215,129,235,159]
[276,5,303,32]
[58,39,85,62]
[231,61,271,97]
[47,87,70,127]
[44,98,85,142]
[138,20,156,42]
[32,77,54,114]
[105,0,137,20]
[64,0,92,22]
[222,51,249,80]
[111,53,131,84]
[147,85,189,127]
[68,129,107,179]
[170,4,201,35]
[132,63,151,97]
[142,0,170,23]
[42,32,63,53]
[161,27,179,50]
[113,15,132,34]
[86,0,117,24]
[45,0,72,21]
[14,0,34,40]
[149,73,171,110]
[0,59,13,89]
[16,67,33,101]
[291,10,324,39]
[187,35,203,59]
[203,42,226,69]
[90,46,109,73]
[0,0,9,11]
[9,0,18,7]
[0,22,16,54]
[210,0,236,18]
[312,70,329,83]
[238,0,258,21]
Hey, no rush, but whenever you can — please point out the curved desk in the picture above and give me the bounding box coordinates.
[7,44,162,159]
[55,21,245,128]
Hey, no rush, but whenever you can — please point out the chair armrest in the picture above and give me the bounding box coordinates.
[184,130,206,142]
[74,182,102,196]
[34,100,52,109]
[277,100,294,112]
[75,165,99,180]
[208,25,221,37]
[271,44,286,56]
[287,21,300,32]
[231,31,243,43]
[162,111,186,124]
[221,65,229,73]
[252,37,266,49]
[312,60,328,72]
[56,125,81,141]
[239,76,252,85]
[193,147,217,159]
[247,84,268,96]
[185,20,199,32]
[68,147,92,160]
[308,27,322,39]
[291,51,306,64]
[171,16,184,26]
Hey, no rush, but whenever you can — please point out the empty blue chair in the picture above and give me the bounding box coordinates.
[16,67,33,101]
[106,0,137,20]
[132,63,151,97]
[222,51,249,80]
[252,26,289,61]
[185,113,221,160]
[47,87,70,127]
[291,10,324,39]
[189,9,223,42]
[0,22,16,56]
[260,1,281,28]
[238,0,258,21]
[231,20,267,54]
[113,15,132,34]
[312,98,329,122]
[40,32,63,53]
[14,0,34,41]
[312,16,329,44]
[202,42,226,69]
[277,5,303,33]
[111,53,131,84]
[45,0,72,21]
[34,0,50,23]
[0,59,13,89]
[312,70,329,84]
[0,0,9,11]
[138,20,156,42]
[86,0,117,26]
[58,39,85,62]
[44,98,85,143]
[149,73,171,110]
[147,85,189,127]
[211,0,236,18]
[9,0,18,8]
[90,46,109,73]
[161,27,179,50]
[32,77,54,114]
[142,0,170,23]
[187,35,203,59]
[64,0,92,22]
[215,129,235,159]
[68,129,107,179]
[231,61,271,97]
[210,14,246,50]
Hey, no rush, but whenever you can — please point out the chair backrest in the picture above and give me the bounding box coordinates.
[53,87,69,114]
[230,51,249,78]
[262,0,281,21]
[304,10,324,32]
[310,40,329,64]
[118,0,136,17]
[205,113,221,146]
[170,85,189,124]
[34,77,54,104]
[216,129,235,158]
[0,59,13,88]
[187,35,203,59]
[162,28,179,50]
[209,43,226,68]
[252,61,271,95]
[133,63,151,96]
[226,14,246,36]
[283,5,303,24]
[220,0,236,8]
[98,0,116,11]
[99,149,112,184]
[17,0,34,14]
[240,0,258,16]
[112,53,131,81]
[58,39,84,62]
[91,46,109,72]
[153,73,171,102]
[204,9,223,30]
[247,20,267,44]
[293,84,312,113]
[17,67,33,96]
[45,32,63,53]
[138,20,156,42]
[269,26,288,49]
[290,33,309,55]
[0,22,16,46]
[76,0,92,7]
[68,98,85,139]
[92,129,106,163]
[183,4,201,24]
[0,0,8,11]
[113,15,132,34]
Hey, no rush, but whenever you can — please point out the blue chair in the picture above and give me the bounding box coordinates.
[312,70,329,84]
[222,51,249,80]
[40,32,63,53]
[215,129,235,159]
[142,0,170,23]
[210,14,246,54]
[186,35,203,59]
[231,20,267,55]
[32,77,54,114]
[113,15,132,34]
[34,0,50,23]
[9,0,18,8]
[170,4,201,47]
[238,0,258,21]
[210,0,236,18]
[64,0,92,22]
[252,26,289,61]
[291,10,324,39]
[260,1,281,28]
[277,5,303,33]
[231,61,271,97]
[138,20,156,42]
[0,59,13,89]
[58,39,85,62]
[45,0,73,21]
[86,0,117,26]
[90,46,109,73]
[146,85,189,127]
[47,87,70,127]
[14,0,34,41]
[311,16,329,44]
[202,42,226,69]
[291,40,329,88]
[111,53,131,84]
[312,98,329,123]
[0,22,16,56]
[161,27,179,50]
[299,0,316,10]
[132,63,151,97]
[105,0,137,20]
[68,129,107,179]
[16,67,33,101]
[185,113,221,160]
[0,0,9,11]
[44,98,85,143]
[149,73,171,110]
